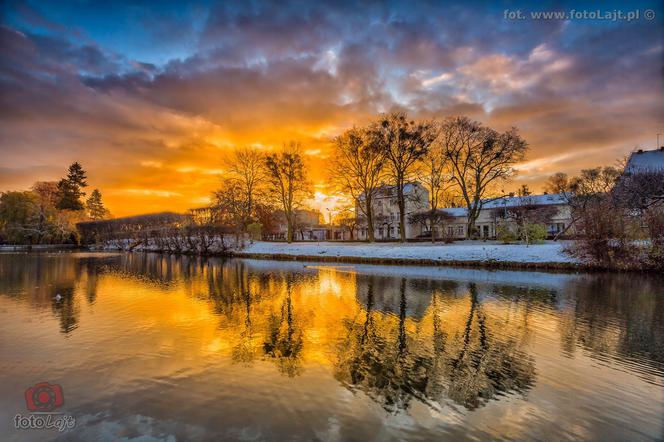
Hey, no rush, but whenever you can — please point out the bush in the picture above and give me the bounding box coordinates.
[496,224,518,244]
[520,223,547,244]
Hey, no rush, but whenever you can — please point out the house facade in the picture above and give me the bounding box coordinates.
[425,193,574,240]
[356,183,429,240]
[266,209,348,241]
[354,183,574,241]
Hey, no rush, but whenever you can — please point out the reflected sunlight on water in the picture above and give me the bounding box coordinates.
[0,252,663,441]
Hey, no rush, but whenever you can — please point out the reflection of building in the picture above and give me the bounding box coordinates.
[356,183,429,240]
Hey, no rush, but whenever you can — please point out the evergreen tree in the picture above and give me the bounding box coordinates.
[56,162,88,210]
[86,189,109,220]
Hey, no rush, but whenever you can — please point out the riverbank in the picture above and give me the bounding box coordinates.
[231,240,586,270]
[0,244,80,251]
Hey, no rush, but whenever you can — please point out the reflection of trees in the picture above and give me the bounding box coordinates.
[335,279,536,412]
[50,285,79,333]
[558,274,664,367]
[0,254,90,334]
[445,283,535,409]
[335,277,431,412]
[84,262,99,304]
[231,263,257,365]
[263,278,304,377]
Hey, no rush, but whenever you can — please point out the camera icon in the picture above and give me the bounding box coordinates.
[24,382,64,412]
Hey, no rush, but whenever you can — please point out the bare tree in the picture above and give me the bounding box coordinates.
[440,116,528,238]
[616,170,664,210]
[264,142,311,243]
[419,128,453,242]
[372,112,436,242]
[329,127,386,242]
[223,147,266,230]
[408,210,454,243]
[213,178,247,239]
[543,172,571,195]
[564,166,634,267]
[335,207,360,240]
[570,167,621,196]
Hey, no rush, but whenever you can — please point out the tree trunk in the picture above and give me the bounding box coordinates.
[366,198,375,242]
[467,215,477,240]
[467,201,481,239]
[397,183,406,243]
[286,212,293,243]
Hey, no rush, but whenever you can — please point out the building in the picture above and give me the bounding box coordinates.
[354,180,574,241]
[625,147,664,174]
[268,209,334,241]
[428,193,574,240]
[623,147,664,218]
[356,183,429,240]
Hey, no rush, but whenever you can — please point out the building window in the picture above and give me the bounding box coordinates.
[447,226,453,235]
[457,226,464,236]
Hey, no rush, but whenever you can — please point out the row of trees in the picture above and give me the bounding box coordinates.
[210,112,528,244]
[542,166,664,270]
[329,113,528,242]
[212,142,312,243]
[0,162,110,244]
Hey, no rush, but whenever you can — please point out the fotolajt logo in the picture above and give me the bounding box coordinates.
[14,382,75,432]
[25,382,64,411]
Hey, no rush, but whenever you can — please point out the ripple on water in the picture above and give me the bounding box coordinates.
[0,252,662,441]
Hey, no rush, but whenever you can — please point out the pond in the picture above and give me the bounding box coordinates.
[0,252,663,441]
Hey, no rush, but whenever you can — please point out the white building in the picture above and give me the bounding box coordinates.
[625,147,664,173]
[356,183,429,240]
[430,193,574,240]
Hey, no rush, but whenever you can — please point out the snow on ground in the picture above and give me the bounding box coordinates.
[240,259,585,290]
[238,240,578,264]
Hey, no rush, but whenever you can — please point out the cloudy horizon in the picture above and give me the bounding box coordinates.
[1,0,662,216]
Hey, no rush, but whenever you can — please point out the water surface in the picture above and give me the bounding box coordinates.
[0,252,663,441]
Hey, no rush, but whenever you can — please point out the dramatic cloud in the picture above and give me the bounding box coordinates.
[1,0,662,215]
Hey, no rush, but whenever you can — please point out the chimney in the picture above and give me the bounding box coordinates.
[508,192,515,197]
[660,146,664,151]
[637,149,644,154]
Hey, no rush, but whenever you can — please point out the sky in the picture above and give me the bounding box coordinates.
[0,0,662,217]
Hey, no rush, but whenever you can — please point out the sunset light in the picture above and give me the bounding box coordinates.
[1,1,663,441]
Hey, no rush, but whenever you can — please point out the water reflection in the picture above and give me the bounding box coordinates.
[334,277,536,412]
[0,252,663,440]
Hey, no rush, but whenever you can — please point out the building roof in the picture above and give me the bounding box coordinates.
[359,182,424,200]
[437,193,568,218]
[626,148,664,173]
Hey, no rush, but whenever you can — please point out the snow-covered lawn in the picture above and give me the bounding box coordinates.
[238,240,578,264]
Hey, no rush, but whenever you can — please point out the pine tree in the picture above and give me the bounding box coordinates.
[56,162,88,211]
[86,189,109,220]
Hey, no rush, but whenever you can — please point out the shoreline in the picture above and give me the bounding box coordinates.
[229,240,597,271]
[229,250,590,271]
[3,241,651,272]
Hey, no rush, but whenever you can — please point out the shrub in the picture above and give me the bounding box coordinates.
[440,226,455,244]
[496,224,518,244]
[520,223,547,244]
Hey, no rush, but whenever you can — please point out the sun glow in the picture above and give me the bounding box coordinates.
[307,191,350,223]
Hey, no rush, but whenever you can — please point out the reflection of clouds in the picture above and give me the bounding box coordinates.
[1,253,663,439]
